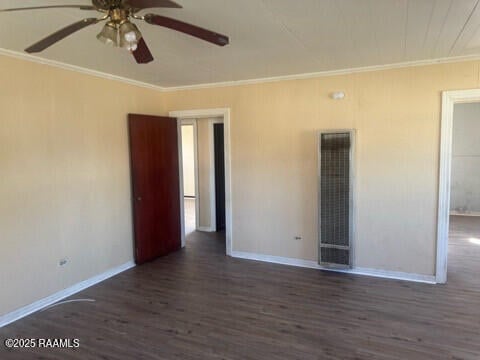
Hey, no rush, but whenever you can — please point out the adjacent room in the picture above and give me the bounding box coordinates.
[1,1,480,359]
[180,115,227,251]
[181,122,196,235]
[448,103,480,285]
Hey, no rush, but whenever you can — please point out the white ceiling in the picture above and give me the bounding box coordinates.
[1,0,480,88]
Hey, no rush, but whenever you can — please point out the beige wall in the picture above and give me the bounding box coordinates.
[164,60,480,276]
[3,53,480,317]
[181,125,196,197]
[0,55,166,316]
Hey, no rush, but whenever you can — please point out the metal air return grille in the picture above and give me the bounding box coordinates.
[318,131,354,268]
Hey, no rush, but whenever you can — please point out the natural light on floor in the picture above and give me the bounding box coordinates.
[469,238,480,245]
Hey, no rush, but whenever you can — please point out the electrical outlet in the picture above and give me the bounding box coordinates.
[59,258,68,266]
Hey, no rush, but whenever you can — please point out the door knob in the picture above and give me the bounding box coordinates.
[136,197,142,201]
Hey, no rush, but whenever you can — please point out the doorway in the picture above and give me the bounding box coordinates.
[173,109,232,255]
[447,103,480,284]
[437,90,480,283]
[180,121,198,236]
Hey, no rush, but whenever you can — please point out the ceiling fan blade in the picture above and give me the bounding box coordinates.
[133,37,154,64]
[144,14,229,46]
[0,5,96,12]
[126,0,182,9]
[25,18,99,53]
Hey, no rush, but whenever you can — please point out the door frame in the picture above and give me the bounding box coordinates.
[170,108,233,256]
[437,89,480,283]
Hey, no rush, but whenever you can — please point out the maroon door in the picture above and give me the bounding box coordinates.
[128,114,181,264]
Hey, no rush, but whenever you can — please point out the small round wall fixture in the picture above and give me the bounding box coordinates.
[331,91,346,100]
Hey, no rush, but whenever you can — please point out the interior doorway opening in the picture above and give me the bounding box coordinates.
[180,121,197,236]
[447,102,480,285]
[437,90,480,284]
[178,114,229,253]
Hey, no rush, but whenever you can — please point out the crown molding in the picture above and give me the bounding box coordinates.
[164,54,480,92]
[0,47,165,92]
[2,46,480,93]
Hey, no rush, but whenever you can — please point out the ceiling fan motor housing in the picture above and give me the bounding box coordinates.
[110,8,130,24]
[93,0,127,12]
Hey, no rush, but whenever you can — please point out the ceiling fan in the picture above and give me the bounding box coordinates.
[0,0,229,64]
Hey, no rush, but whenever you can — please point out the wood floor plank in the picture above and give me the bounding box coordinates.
[1,216,480,359]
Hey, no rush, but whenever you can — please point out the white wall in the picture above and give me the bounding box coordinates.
[451,103,480,214]
[181,125,196,197]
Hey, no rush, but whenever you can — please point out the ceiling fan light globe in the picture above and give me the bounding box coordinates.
[127,43,138,52]
[96,34,116,46]
[120,37,139,52]
[124,31,138,43]
[119,21,142,52]
[96,22,118,47]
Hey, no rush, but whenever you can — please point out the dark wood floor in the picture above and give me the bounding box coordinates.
[1,217,480,359]
[447,215,480,287]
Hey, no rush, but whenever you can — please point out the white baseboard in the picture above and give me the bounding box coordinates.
[231,251,436,284]
[197,226,215,232]
[450,211,480,217]
[0,260,135,328]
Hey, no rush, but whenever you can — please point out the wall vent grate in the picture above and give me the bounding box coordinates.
[318,131,354,268]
